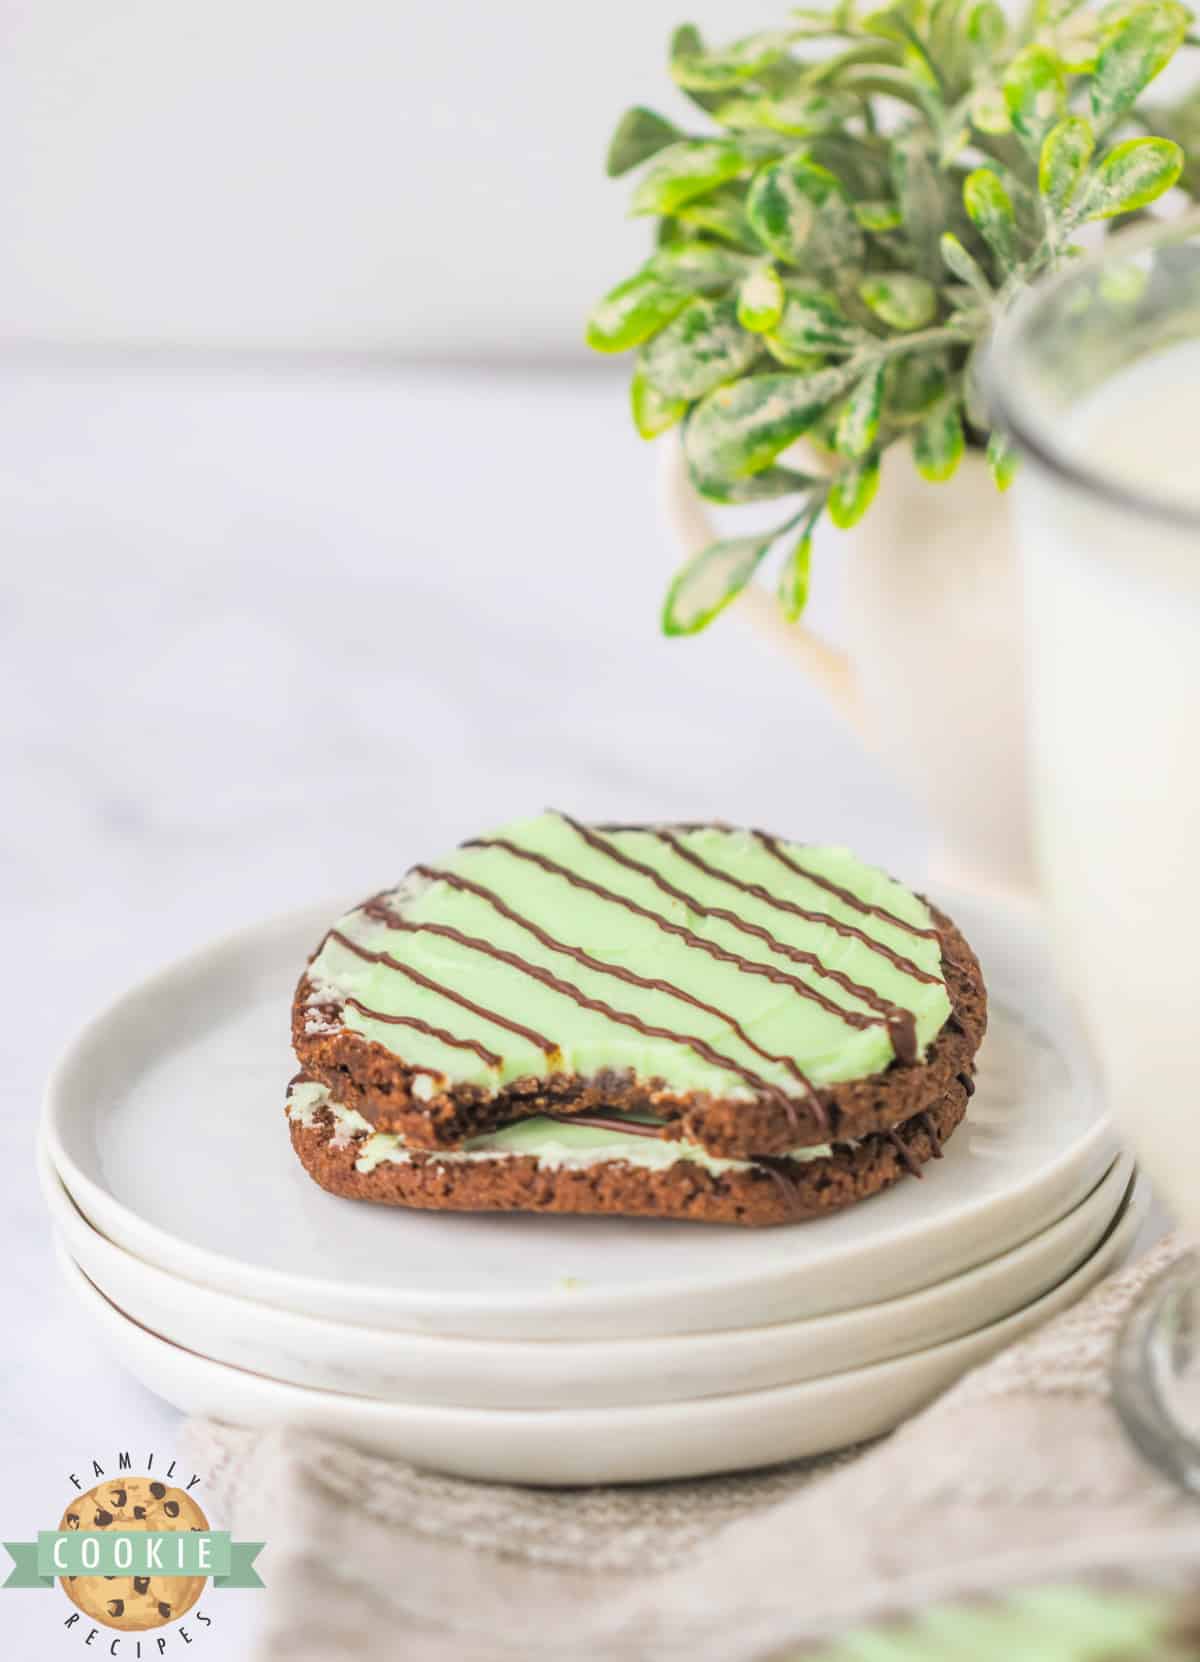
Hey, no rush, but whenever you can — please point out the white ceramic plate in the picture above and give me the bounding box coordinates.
[43,888,1117,1340]
[41,1138,1134,1409]
[53,1179,1144,1486]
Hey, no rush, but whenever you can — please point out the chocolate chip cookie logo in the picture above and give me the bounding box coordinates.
[3,1453,263,1652]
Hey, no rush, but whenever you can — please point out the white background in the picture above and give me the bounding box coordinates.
[1,0,752,358]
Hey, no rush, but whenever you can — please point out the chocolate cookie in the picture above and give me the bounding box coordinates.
[286,1072,969,1227]
[293,814,985,1157]
[58,1479,207,1632]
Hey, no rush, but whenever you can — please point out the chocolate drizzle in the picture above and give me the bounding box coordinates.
[468,836,869,1037]
[555,812,912,1051]
[598,821,939,943]
[353,907,799,1111]
[542,1110,667,1139]
[885,1127,925,1179]
[321,815,949,1118]
[545,1108,815,1208]
[327,929,559,1056]
[649,829,939,985]
[410,863,819,1101]
[646,827,931,1061]
[341,996,501,1068]
[752,829,941,941]
[430,1101,939,1207]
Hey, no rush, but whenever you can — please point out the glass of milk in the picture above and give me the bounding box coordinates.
[989,214,1200,1487]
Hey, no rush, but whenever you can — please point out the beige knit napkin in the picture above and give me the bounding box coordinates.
[185,1236,1200,1662]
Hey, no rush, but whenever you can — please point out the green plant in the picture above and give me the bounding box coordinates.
[587,0,1195,635]
[787,1584,1200,1661]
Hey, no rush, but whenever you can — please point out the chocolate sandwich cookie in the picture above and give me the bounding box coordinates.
[286,1073,970,1227]
[293,813,986,1158]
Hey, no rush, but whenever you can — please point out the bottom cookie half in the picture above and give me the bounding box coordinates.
[287,1077,969,1227]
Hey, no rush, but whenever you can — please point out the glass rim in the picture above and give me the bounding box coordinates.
[986,211,1200,533]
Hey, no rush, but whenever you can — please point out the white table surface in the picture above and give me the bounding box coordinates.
[0,359,1116,1658]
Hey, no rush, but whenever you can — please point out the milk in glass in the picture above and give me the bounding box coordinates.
[1018,341,1200,1229]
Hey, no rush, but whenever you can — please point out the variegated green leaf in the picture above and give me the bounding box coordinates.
[1040,9,1102,73]
[1036,0,1086,28]
[674,188,757,246]
[1039,116,1096,213]
[886,352,948,416]
[970,82,1012,133]
[929,0,973,58]
[836,362,886,457]
[1006,169,1048,246]
[963,168,1018,269]
[671,27,794,92]
[828,455,882,528]
[649,242,754,293]
[861,6,914,43]
[715,91,853,136]
[767,91,855,136]
[772,291,868,353]
[1003,44,1067,155]
[684,365,857,491]
[938,122,973,166]
[606,107,681,177]
[592,0,1198,607]
[890,131,946,277]
[744,157,823,263]
[1078,136,1184,218]
[902,39,943,91]
[586,273,690,353]
[661,530,777,635]
[630,364,686,438]
[777,513,819,620]
[940,232,994,302]
[1090,2,1190,127]
[1147,80,1200,198]
[966,0,1008,54]
[988,429,1019,489]
[668,22,720,106]
[808,401,845,457]
[670,24,703,63]
[761,335,827,371]
[706,96,765,132]
[854,199,904,230]
[692,463,822,504]
[746,156,864,270]
[737,264,786,332]
[832,64,928,113]
[641,296,762,401]
[913,399,966,480]
[858,272,938,330]
[631,141,751,216]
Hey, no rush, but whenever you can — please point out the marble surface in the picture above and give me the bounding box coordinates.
[0,357,1028,1657]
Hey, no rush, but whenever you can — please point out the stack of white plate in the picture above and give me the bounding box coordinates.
[40,889,1142,1487]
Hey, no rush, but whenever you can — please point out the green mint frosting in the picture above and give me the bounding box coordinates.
[305,813,950,1101]
[287,1079,835,1174]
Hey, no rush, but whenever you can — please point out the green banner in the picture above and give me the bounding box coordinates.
[3,1533,263,1589]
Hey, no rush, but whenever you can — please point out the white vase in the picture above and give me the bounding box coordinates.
[660,440,1036,899]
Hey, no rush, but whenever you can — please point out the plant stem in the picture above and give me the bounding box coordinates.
[858,324,976,364]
